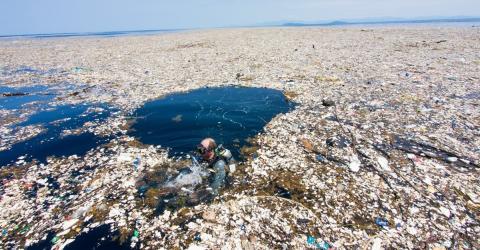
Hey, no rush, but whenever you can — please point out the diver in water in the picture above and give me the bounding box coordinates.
[140,138,233,213]
[196,138,234,194]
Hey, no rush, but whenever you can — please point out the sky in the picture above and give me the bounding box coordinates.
[1,0,479,35]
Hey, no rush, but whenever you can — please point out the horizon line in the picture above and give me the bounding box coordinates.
[1,16,479,38]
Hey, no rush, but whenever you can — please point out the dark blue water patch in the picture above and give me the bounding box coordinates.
[26,225,133,250]
[0,104,113,166]
[129,86,294,157]
[0,85,55,110]
[25,231,56,250]
[18,104,89,126]
[64,225,133,250]
[0,82,82,111]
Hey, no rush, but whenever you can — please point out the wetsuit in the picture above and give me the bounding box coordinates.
[208,146,234,194]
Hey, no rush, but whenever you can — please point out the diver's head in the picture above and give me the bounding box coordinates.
[197,138,217,161]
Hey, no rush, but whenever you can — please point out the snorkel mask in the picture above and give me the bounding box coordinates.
[196,144,214,160]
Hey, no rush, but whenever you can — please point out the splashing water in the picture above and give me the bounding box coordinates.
[165,156,209,188]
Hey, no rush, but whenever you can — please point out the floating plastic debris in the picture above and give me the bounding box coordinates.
[1,26,479,250]
[375,217,389,228]
[348,154,361,172]
[307,235,331,250]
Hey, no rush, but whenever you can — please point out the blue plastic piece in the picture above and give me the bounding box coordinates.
[307,236,331,250]
[133,157,140,171]
[316,241,331,250]
[375,217,389,227]
[307,236,316,245]
[316,154,326,162]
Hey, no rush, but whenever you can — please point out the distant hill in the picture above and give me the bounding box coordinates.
[281,17,480,27]
[284,21,349,27]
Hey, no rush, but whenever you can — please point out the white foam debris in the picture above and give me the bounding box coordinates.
[349,154,361,172]
[377,156,390,171]
[1,26,479,249]
[62,219,79,230]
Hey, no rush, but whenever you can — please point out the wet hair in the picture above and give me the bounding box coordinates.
[197,138,217,155]
[203,138,217,151]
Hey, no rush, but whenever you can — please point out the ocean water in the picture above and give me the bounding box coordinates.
[129,86,295,157]
[0,103,113,166]
[0,85,54,110]
[0,83,113,166]
[27,225,133,250]
[0,29,183,40]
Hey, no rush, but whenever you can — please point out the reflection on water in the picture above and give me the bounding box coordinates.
[129,86,294,157]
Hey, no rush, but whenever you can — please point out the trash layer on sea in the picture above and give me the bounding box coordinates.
[0,26,479,249]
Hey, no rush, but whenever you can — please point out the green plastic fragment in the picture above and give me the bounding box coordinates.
[133,229,139,238]
[51,236,59,244]
[72,67,92,73]
[20,226,30,234]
